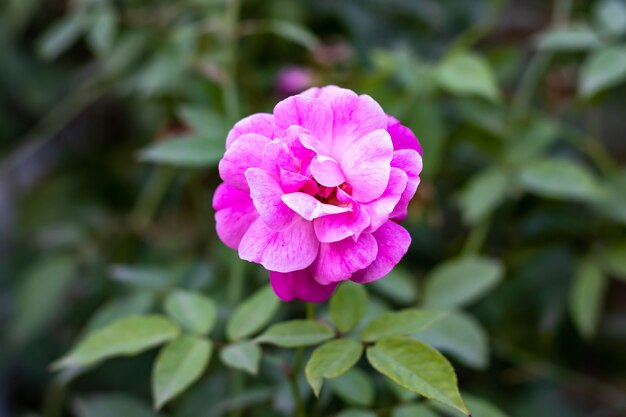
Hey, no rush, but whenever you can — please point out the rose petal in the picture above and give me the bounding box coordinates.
[219,133,271,191]
[340,129,393,203]
[213,183,259,249]
[390,149,423,220]
[269,269,338,302]
[351,221,411,284]
[245,167,296,231]
[226,113,278,149]
[311,233,378,285]
[310,155,345,187]
[239,218,319,272]
[387,115,422,155]
[282,192,351,221]
[361,167,408,232]
[273,95,333,145]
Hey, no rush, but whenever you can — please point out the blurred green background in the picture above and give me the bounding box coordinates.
[1,0,626,416]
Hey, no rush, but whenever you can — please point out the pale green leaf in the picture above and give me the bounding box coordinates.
[459,168,510,225]
[436,52,500,102]
[226,285,280,341]
[164,290,217,335]
[38,13,85,59]
[594,0,626,37]
[330,282,368,333]
[86,292,155,332]
[423,256,503,309]
[370,268,418,305]
[267,20,319,50]
[152,336,212,409]
[327,368,374,407]
[109,264,170,290]
[569,260,607,338]
[366,337,468,415]
[580,47,626,97]
[305,339,363,397]
[256,320,334,347]
[55,315,179,368]
[361,309,447,342]
[74,394,159,417]
[138,135,225,168]
[9,256,75,346]
[178,106,226,137]
[504,119,559,167]
[220,341,261,375]
[414,311,489,370]
[537,25,601,51]
[518,158,603,202]
[88,8,116,54]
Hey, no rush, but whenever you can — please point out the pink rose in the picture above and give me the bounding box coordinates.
[213,86,423,302]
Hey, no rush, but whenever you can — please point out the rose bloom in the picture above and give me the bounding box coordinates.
[213,86,422,302]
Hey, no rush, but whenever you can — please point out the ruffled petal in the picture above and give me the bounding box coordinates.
[213,183,258,249]
[273,95,333,146]
[245,167,296,231]
[340,129,393,203]
[389,149,422,220]
[282,192,351,221]
[361,167,408,232]
[351,221,411,284]
[311,233,378,285]
[310,155,345,187]
[219,133,271,191]
[387,115,422,155]
[239,218,319,273]
[269,269,338,302]
[226,113,279,149]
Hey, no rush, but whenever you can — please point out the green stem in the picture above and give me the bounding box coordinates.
[223,0,241,123]
[131,166,176,229]
[306,302,315,320]
[461,215,491,256]
[290,348,307,417]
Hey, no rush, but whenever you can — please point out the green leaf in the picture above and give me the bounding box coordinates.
[569,260,607,338]
[330,282,368,333]
[537,25,601,51]
[305,339,363,397]
[370,268,418,305]
[423,256,503,309]
[9,256,75,346]
[459,168,510,225]
[436,52,500,102]
[220,341,262,375]
[328,368,374,407]
[55,315,179,368]
[593,172,626,225]
[594,0,626,37]
[367,337,468,415]
[518,158,603,202]
[361,309,447,342]
[267,20,319,50]
[109,265,170,290]
[392,404,439,417]
[86,292,155,332]
[414,311,489,370]
[138,135,225,168]
[226,285,280,341]
[504,120,559,167]
[74,394,159,417]
[336,410,377,417]
[87,8,117,54]
[256,320,334,347]
[599,243,626,280]
[152,335,212,409]
[579,47,626,97]
[431,392,511,417]
[178,106,227,137]
[164,290,217,336]
[38,13,85,59]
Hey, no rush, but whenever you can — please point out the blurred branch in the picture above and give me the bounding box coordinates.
[222,0,241,124]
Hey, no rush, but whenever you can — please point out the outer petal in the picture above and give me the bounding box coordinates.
[239,218,319,273]
[361,167,408,232]
[213,183,258,249]
[387,115,422,155]
[219,133,271,191]
[311,233,378,285]
[269,269,338,302]
[226,113,278,149]
[310,155,345,187]
[351,221,411,284]
[282,192,351,221]
[245,167,296,231]
[340,129,393,203]
[273,95,333,145]
[390,149,423,221]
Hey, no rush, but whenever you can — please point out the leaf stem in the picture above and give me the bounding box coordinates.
[290,348,307,417]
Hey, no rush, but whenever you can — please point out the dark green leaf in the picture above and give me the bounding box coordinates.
[138,135,225,168]
[164,290,217,335]
[367,337,468,415]
[226,285,280,341]
[267,21,319,50]
[256,320,334,347]
[88,8,116,54]
[220,341,262,375]
[152,336,212,409]
[599,243,626,280]
[336,410,377,417]
[361,309,447,342]
[392,404,439,417]
[330,282,368,333]
[109,265,170,290]
[423,256,503,309]
[305,339,363,397]
[459,168,510,225]
[569,260,607,338]
[580,47,626,97]
[55,315,179,368]
[431,392,511,417]
[38,13,85,59]
[328,368,375,407]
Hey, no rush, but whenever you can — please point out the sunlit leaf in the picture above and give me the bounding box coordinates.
[256,320,334,347]
[220,341,261,375]
[330,282,368,333]
[305,339,363,397]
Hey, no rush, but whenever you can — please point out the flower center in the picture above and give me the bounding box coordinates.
[311,182,352,207]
